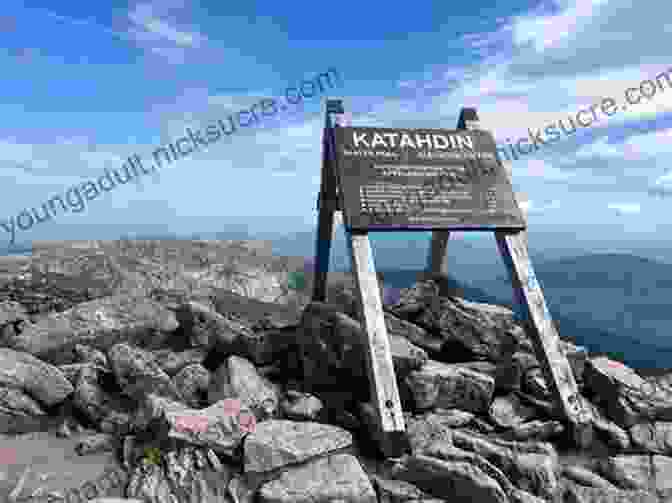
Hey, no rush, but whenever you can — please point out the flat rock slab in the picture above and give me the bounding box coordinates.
[561,479,657,503]
[0,431,127,502]
[6,295,179,364]
[244,420,353,473]
[391,453,509,503]
[257,453,376,503]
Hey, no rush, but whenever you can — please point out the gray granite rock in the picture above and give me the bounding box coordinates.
[244,420,353,473]
[5,295,179,364]
[405,360,495,413]
[392,453,509,502]
[280,390,324,421]
[172,363,210,408]
[208,355,280,420]
[108,343,183,402]
[561,478,657,503]
[0,348,74,406]
[257,453,376,503]
[489,393,539,429]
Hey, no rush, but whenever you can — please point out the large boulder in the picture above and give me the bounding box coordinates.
[298,302,427,405]
[257,453,377,503]
[391,453,509,502]
[630,421,672,455]
[0,348,73,406]
[107,343,183,402]
[208,355,281,420]
[583,357,672,428]
[243,420,353,473]
[5,295,179,364]
[136,394,253,457]
[387,279,529,363]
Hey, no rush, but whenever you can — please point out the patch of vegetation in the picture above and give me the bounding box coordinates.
[142,446,163,466]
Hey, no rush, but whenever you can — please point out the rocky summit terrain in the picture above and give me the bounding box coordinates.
[1,239,672,503]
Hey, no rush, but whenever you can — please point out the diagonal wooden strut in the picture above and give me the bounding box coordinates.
[346,230,407,457]
[496,230,593,445]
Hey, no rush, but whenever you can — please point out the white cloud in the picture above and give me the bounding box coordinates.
[607,202,641,215]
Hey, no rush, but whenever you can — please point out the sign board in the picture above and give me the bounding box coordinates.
[333,127,526,231]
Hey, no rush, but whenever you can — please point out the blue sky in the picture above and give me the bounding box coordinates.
[1,0,671,254]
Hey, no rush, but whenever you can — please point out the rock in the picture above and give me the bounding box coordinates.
[244,420,353,473]
[281,390,324,421]
[422,442,517,495]
[108,343,184,402]
[72,365,133,434]
[0,386,50,433]
[5,295,179,364]
[0,300,28,326]
[229,475,255,503]
[509,420,564,442]
[151,347,208,376]
[87,499,144,503]
[594,453,672,501]
[581,397,631,450]
[137,394,251,456]
[652,454,672,498]
[75,433,117,456]
[598,455,652,490]
[208,355,280,420]
[405,360,495,413]
[389,282,523,363]
[405,411,459,453]
[561,478,657,503]
[73,344,109,369]
[583,357,672,428]
[257,453,377,503]
[384,310,443,355]
[489,394,539,429]
[630,422,672,455]
[57,363,95,384]
[125,462,177,503]
[298,302,427,404]
[391,453,509,502]
[0,386,46,417]
[174,299,242,349]
[563,465,617,489]
[523,367,551,400]
[450,429,559,500]
[0,348,74,406]
[371,476,431,503]
[172,363,210,408]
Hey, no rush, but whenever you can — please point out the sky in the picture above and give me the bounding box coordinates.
[0,0,671,257]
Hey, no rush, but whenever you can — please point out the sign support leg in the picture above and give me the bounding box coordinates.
[427,231,450,276]
[346,229,408,457]
[495,230,593,447]
[312,200,334,303]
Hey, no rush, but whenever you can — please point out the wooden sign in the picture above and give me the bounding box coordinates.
[333,126,526,231]
[310,101,593,458]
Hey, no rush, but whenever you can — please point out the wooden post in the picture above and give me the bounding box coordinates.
[346,229,408,457]
[427,231,450,275]
[312,102,341,302]
[495,231,593,446]
[425,108,479,278]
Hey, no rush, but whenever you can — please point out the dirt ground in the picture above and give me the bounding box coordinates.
[0,428,125,502]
